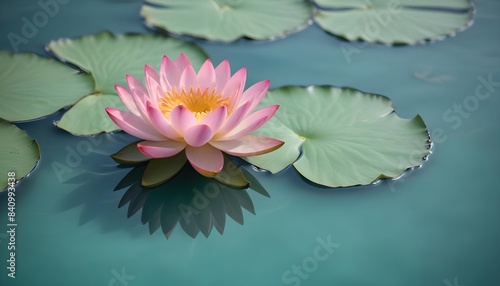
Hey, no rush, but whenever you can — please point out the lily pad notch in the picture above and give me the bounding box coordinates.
[141,0,314,42]
[243,85,432,188]
[45,32,208,136]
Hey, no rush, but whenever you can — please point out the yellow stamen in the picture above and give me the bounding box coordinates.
[159,87,229,121]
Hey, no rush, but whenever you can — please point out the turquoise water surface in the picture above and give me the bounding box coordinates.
[1,0,500,285]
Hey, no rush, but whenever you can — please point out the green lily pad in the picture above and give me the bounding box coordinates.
[141,0,313,42]
[213,156,250,188]
[142,151,187,188]
[0,51,93,122]
[244,86,431,188]
[314,0,473,45]
[57,93,127,135]
[0,119,40,191]
[47,32,208,135]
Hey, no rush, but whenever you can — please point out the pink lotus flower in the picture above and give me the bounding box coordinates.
[106,54,283,177]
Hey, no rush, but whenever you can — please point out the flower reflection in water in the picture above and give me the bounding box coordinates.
[114,162,270,239]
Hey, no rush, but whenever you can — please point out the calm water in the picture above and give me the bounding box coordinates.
[1,0,500,285]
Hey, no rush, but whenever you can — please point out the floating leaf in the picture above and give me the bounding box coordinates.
[244,86,431,187]
[57,93,127,135]
[0,51,93,122]
[0,119,40,191]
[213,156,250,188]
[142,151,187,188]
[111,140,150,165]
[314,0,473,45]
[141,0,313,42]
[47,32,208,135]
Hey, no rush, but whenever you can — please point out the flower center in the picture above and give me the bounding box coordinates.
[159,87,229,121]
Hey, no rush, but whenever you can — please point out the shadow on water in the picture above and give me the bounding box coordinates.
[59,148,270,239]
[113,163,270,239]
[57,161,146,237]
